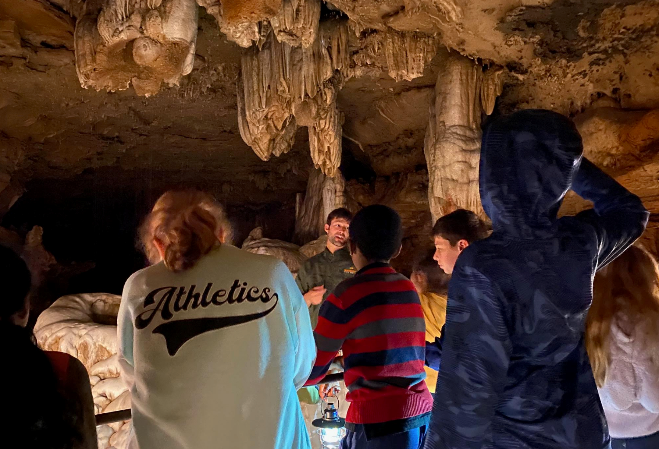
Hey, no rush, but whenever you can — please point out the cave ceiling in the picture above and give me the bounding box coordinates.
[0,0,658,234]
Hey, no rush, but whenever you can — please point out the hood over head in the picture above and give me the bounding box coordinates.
[479,109,583,238]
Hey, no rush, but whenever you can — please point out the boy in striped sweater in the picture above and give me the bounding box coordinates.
[304,205,433,449]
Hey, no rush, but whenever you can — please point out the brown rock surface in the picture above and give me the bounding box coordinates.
[0,0,74,49]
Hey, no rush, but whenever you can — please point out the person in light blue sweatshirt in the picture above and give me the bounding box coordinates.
[118,189,316,449]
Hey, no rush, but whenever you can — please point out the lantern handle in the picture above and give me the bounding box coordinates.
[322,394,340,411]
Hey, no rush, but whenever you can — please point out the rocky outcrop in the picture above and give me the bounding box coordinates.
[424,53,502,222]
[241,227,306,274]
[74,0,199,96]
[0,0,74,50]
[34,293,129,449]
[574,105,659,172]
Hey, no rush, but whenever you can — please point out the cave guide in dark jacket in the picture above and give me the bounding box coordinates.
[424,109,649,449]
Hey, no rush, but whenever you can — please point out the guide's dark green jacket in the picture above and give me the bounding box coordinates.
[296,246,356,328]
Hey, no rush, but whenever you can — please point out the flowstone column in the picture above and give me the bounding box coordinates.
[424,52,502,222]
[294,168,346,244]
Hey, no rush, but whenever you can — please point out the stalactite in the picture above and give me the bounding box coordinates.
[237,73,299,161]
[306,88,343,177]
[481,67,504,115]
[197,0,263,48]
[383,31,439,81]
[220,0,282,24]
[74,0,198,96]
[238,19,349,176]
[199,0,321,49]
[424,53,502,223]
[270,0,321,48]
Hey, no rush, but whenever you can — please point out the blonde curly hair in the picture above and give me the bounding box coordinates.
[586,244,659,387]
[139,190,232,272]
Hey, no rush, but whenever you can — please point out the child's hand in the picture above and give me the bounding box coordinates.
[319,383,340,399]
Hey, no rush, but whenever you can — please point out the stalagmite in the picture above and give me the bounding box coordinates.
[238,20,349,176]
[294,168,346,244]
[322,168,346,220]
[74,0,198,96]
[424,53,503,223]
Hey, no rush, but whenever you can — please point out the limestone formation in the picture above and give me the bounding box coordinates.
[241,227,306,274]
[299,234,328,258]
[621,109,659,154]
[424,53,503,223]
[270,0,321,48]
[74,0,199,96]
[238,20,349,176]
[575,106,659,170]
[351,29,440,82]
[220,0,282,24]
[382,31,439,81]
[199,0,320,49]
[196,0,263,48]
[294,168,346,244]
[34,293,129,449]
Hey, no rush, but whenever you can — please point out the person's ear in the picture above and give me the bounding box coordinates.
[349,239,357,255]
[216,227,226,243]
[154,237,166,260]
[392,244,402,259]
[324,223,330,234]
[457,239,469,252]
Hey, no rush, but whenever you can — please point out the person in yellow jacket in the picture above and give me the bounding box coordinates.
[410,253,449,396]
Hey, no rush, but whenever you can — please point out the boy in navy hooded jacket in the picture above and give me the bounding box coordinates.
[424,109,649,449]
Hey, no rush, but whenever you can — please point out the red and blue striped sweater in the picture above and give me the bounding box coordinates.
[304,262,433,425]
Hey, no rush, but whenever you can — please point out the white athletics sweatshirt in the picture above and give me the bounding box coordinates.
[118,244,315,449]
[598,316,659,439]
